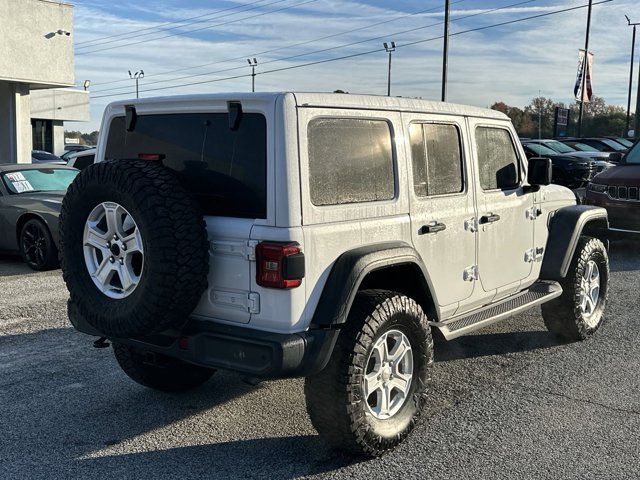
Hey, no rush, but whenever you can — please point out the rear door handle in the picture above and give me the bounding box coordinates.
[479,214,501,224]
[419,222,446,235]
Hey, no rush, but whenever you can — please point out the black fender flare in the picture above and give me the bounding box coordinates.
[310,242,433,328]
[540,205,608,280]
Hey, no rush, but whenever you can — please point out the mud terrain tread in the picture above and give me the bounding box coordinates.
[304,290,433,456]
[542,236,609,341]
[60,160,209,338]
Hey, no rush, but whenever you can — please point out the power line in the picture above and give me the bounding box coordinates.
[91,0,537,95]
[87,0,468,88]
[77,0,319,55]
[91,0,612,100]
[76,0,270,47]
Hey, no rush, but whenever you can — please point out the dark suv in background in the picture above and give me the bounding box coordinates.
[521,142,597,188]
[585,139,640,234]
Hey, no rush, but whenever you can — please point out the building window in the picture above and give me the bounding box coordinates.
[31,119,53,153]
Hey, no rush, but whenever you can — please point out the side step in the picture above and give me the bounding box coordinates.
[433,280,563,341]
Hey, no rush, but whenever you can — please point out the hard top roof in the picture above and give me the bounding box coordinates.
[106,92,509,121]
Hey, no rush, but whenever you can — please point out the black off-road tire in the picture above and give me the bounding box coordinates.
[542,236,609,341]
[59,160,209,338]
[19,218,59,271]
[113,343,215,392]
[304,290,433,457]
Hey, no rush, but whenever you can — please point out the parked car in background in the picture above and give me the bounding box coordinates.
[585,139,640,234]
[65,148,96,171]
[526,138,615,163]
[521,142,597,188]
[61,145,93,161]
[604,137,634,149]
[31,150,65,164]
[562,137,629,154]
[0,164,78,270]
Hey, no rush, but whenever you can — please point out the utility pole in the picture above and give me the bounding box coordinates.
[383,42,396,96]
[577,0,593,137]
[128,70,144,98]
[626,16,639,137]
[441,0,450,102]
[247,58,258,92]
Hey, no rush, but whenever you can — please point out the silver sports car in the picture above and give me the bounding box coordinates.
[0,164,78,270]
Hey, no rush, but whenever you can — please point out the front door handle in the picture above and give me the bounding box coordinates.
[419,222,447,235]
[479,214,501,224]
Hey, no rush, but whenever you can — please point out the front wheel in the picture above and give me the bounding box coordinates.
[542,236,609,341]
[113,343,215,392]
[19,219,58,271]
[304,290,433,456]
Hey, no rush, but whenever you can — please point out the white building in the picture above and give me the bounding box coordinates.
[0,0,90,162]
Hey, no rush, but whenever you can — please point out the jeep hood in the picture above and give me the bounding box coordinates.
[592,165,640,187]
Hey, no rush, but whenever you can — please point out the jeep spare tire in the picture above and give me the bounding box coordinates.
[60,160,209,338]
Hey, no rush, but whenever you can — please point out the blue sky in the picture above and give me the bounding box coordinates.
[68,0,639,132]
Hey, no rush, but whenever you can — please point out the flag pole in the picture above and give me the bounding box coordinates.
[577,0,593,137]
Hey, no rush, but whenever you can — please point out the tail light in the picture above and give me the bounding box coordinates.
[138,153,165,161]
[256,242,305,289]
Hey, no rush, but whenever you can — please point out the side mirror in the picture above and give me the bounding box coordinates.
[527,157,552,186]
[608,152,623,163]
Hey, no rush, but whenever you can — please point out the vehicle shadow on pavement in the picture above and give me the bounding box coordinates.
[74,435,360,479]
[434,329,562,362]
[0,327,363,480]
[0,254,43,277]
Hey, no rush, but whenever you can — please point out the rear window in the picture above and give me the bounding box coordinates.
[105,112,267,219]
[307,118,395,206]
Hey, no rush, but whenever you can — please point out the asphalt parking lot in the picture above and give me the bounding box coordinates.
[1,240,639,480]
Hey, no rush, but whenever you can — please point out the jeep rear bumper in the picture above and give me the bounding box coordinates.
[70,314,339,378]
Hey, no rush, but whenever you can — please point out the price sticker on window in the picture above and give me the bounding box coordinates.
[6,172,26,182]
[12,180,34,193]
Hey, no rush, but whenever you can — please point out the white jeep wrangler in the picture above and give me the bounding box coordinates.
[60,92,610,456]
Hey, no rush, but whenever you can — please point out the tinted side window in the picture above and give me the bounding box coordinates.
[105,113,267,218]
[409,123,464,197]
[74,154,95,170]
[476,127,520,190]
[307,118,395,206]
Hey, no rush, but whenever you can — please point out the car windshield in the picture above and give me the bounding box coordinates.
[599,139,627,151]
[613,138,634,148]
[626,141,640,164]
[525,143,557,156]
[544,140,576,154]
[570,142,598,152]
[1,168,78,194]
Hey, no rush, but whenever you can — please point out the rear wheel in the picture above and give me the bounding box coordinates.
[542,236,609,341]
[304,290,433,456]
[113,343,215,392]
[19,218,58,271]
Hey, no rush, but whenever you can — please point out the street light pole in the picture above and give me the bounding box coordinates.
[247,58,258,92]
[441,0,450,102]
[577,0,593,137]
[383,42,396,97]
[636,54,640,139]
[626,16,639,137]
[128,70,144,98]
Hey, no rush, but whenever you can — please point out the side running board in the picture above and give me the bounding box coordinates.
[433,280,563,341]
